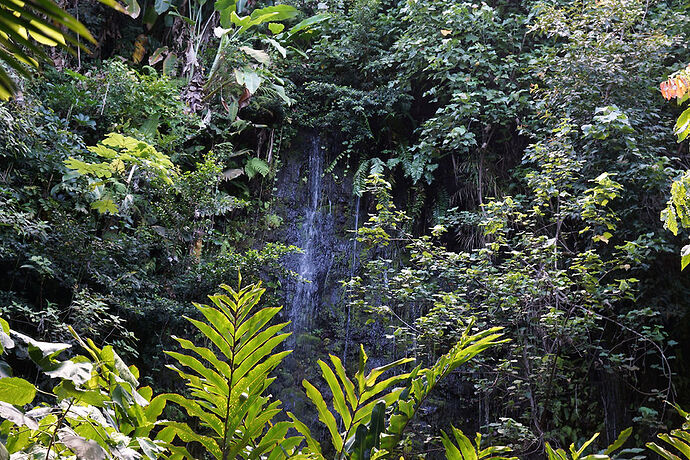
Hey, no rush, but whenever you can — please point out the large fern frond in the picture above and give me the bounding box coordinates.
[298,345,413,459]
[382,320,507,454]
[648,406,690,460]
[545,428,636,460]
[163,278,296,460]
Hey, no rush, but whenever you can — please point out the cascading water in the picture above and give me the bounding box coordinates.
[289,136,324,334]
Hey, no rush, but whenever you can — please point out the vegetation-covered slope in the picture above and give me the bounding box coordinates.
[2,0,690,458]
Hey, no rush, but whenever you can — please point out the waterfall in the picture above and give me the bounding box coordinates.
[343,194,360,359]
[290,136,323,334]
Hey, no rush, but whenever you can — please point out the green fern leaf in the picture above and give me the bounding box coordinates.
[303,380,343,452]
[382,321,507,454]
[165,280,292,460]
[300,345,412,458]
[441,426,516,460]
[245,157,270,179]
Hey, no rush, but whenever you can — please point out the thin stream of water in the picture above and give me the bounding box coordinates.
[290,136,323,333]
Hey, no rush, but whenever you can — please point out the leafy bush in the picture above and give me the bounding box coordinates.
[0,279,511,459]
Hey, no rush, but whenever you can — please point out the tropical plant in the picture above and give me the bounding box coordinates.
[0,316,169,459]
[440,426,516,460]
[347,166,672,450]
[205,3,315,110]
[660,63,690,269]
[296,345,413,459]
[0,0,139,99]
[160,277,301,459]
[381,322,508,455]
[661,169,690,269]
[64,133,177,215]
[296,321,507,459]
[544,428,638,460]
[660,64,690,142]
[647,405,690,460]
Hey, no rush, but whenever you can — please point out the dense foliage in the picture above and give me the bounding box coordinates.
[2,0,690,457]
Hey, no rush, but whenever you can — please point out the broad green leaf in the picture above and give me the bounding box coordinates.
[265,38,286,58]
[0,378,36,405]
[164,351,229,395]
[356,344,369,392]
[28,19,65,46]
[98,0,141,17]
[240,46,270,64]
[160,421,221,458]
[441,431,464,460]
[546,443,569,460]
[243,70,261,94]
[154,0,171,14]
[647,442,683,460]
[0,319,13,355]
[303,379,342,452]
[364,357,414,388]
[288,411,322,453]
[317,360,351,426]
[571,432,599,458]
[268,23,284,34]
[674,107,690,142]
[605,427,632,455]
[285,13,329,38]
[44,360,92,386]
[149,46,168,65]
[91,198,119,214]
[13,332,71,364]
[248,4,298,21]
[330,354,357,410]
[682,245,690,271]
[53,381,108,407]
[162,52,177,76]
[658,434,690,459]
[59,433,107,460]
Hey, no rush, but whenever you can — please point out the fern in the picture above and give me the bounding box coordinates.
[296,345,413,459]
[353,158,386,196]
[162,277,299,459]
[245,157,271,180]
[325,150,347,175]
[647,405,690,460]
[297,322,508,459]
[352,159,371,196]
[545,428,635,460]
[440,426,516,460]
[382,320,507,454]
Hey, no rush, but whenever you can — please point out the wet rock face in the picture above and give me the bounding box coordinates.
[272,132,357,347]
